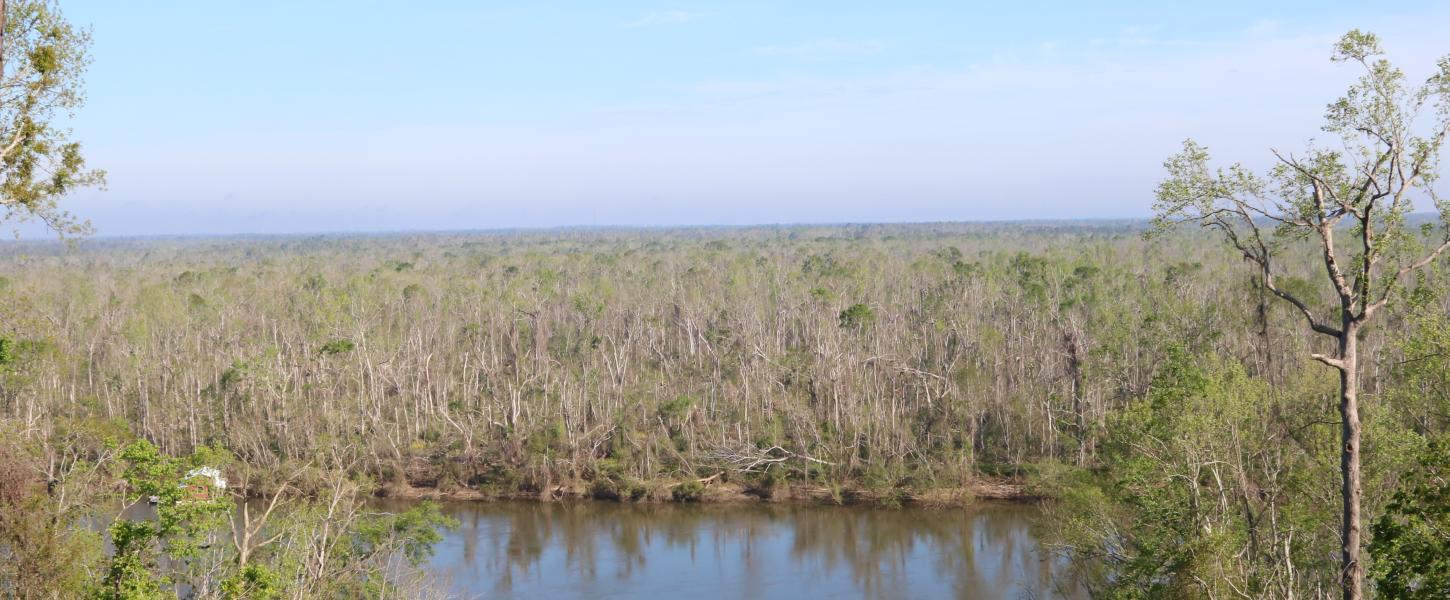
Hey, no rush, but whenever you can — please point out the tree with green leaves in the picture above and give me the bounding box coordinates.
[1370,440,1450,599]
[0,0,104,237]
[101,440,233,599]
[1153,30,1450,599]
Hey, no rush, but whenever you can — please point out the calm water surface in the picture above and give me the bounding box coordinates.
[404,500,1078,599]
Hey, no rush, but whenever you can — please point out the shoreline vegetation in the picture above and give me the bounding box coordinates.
[371,475,1032,506]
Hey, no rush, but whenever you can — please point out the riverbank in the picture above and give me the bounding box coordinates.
[374,476,1036,507]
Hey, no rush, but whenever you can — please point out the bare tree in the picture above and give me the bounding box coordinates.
[1153,30,1450,600]
[230,463,310,569]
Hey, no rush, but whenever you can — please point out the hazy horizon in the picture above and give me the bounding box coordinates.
[17,0,1450,237]
[2,216,1152,245]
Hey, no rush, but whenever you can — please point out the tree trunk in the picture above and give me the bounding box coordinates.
[1338,327,1363,600]
[1064,327,1087,466]
[1254,276,1272,381]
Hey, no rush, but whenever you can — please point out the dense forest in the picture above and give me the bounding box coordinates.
[2,221,1448,597]
[0,223,1353,489]
[1,0,1447,596]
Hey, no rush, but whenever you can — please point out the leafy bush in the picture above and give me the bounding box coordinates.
[838,303,875,329]
[1371,440,1450,599]
[658,395,694,420]
[672,480,705,502]
[319,339,355,355]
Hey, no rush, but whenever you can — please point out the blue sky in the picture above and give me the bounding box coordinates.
[33,1,1450,236]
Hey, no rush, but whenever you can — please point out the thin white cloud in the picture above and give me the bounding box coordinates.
[1245,19,1282,37]
[624,10,711,28]
[692,28,1370,108]
[751,39,887,60]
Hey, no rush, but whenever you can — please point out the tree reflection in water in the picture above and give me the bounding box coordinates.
[379,500,1081,599]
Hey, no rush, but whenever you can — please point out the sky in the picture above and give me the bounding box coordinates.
[23,0,1450,236]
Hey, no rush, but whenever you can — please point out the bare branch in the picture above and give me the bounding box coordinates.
[709,443,834,473]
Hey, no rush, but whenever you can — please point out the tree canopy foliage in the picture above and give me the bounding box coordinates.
[0,0,104,237]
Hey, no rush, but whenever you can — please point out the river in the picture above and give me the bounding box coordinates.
[395,500,1081,599]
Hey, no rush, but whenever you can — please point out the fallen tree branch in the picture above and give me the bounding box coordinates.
[708,443,834,473]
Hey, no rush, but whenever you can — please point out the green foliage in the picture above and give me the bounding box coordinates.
[1163,261,1201,286]
[402,283,425,301]
[221,564,282,600]
[0,0,106,237]
[100,521,168,600]
[1044,347,1347,597]
[352,502,456,567]
[523,418,568,458]
[101,440,233,597]
[802,253,851,278]
[838,303,875,329]
[302,273,326,292]
[658,395,694,420]
[590,458,648,501]
[319,338,355,355]
[672,479,705,502]
[1371,440,1450,599]
[951,260,980,278]
[1391,308,1450,435]
[0,428,459,599]
[118,441,182,505]
[1010,252,1049,304]
[1095,349,1232,594]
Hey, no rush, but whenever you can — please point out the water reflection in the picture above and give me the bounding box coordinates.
[384,500,1078,599]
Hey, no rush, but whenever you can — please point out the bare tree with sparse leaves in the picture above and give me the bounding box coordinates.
[1153,30,1450,600]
